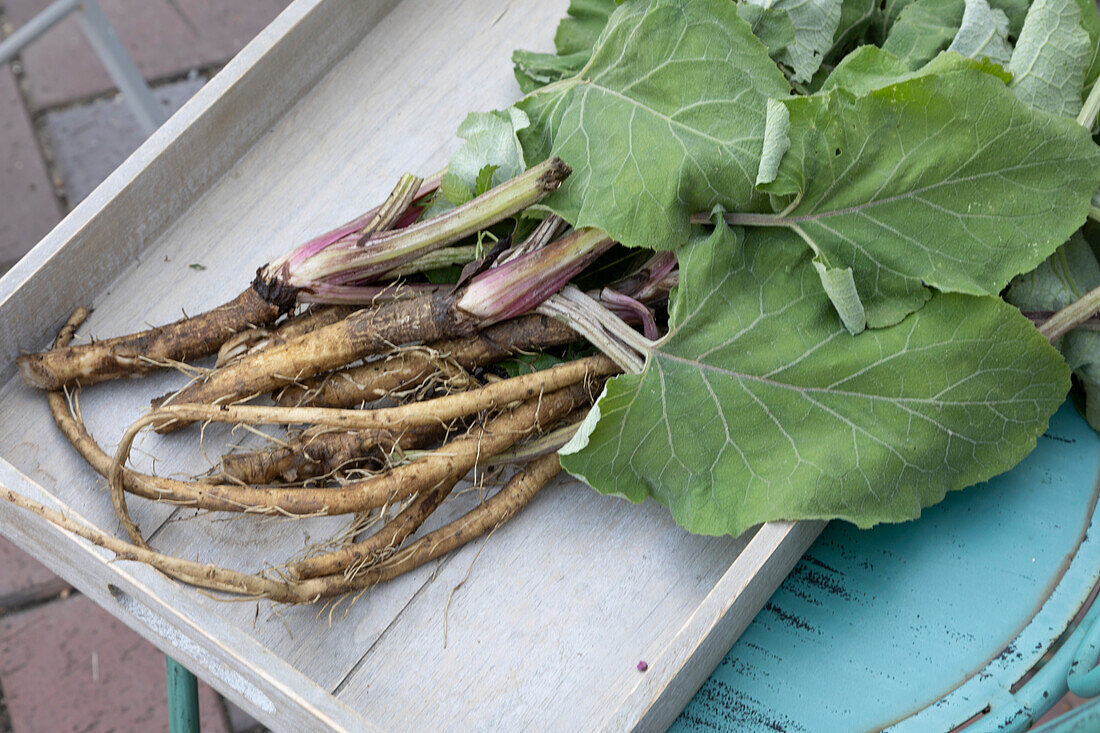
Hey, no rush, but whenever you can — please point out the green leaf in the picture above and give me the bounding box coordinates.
[882,0,965,68]
[821,46,913,93]
[742,0,843,82]
[513,49,592,94]
[812,259,866,333]
[423,108,530,218]
[825,0,881,63]
[736,3,797,59]
[474,164,499,196]
[823,47,1011,94]
[751,68,1100,327]
[513,0,618,93]
[440,172,473,207]
[517,0,790,251]
[947,0,1012,65]
[554,0,619,54]
[450,108,530,189]
[756,99,791,186]
[1006,235,1100,432]
[994,0,1028,36]
[560,222,1070,536]
[1009,0,1091,117]
[1076,0,1100,93]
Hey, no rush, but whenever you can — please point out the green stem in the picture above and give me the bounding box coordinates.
[1089,206,1100,225]
[289,157,570,285]
[1040,282,1100,342]
[689,211,786,227]
[384,245,482,278]
[1079,80,1100,131]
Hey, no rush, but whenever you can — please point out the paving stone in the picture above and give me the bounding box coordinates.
[0,594,229,733]
[223,698,267,733]
[0,65,61,269]
[3,0,291,111]
[42,77,205,205]
[0,537,68,609]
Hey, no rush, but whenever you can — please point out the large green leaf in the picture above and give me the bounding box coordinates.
[882,0,965,68]
[946,0,1012,65]
[560,222,1070,536]
[1008,0,1091,117]
[821,46,1011,95]
[742,0,843,82]
[554,0,619,54]
[517,0,790,251]
[1075,0,1100,94]
[736,3,798,59]
[749,67,1100,328]
[513,0,618,93]
[1006,235,1100,432]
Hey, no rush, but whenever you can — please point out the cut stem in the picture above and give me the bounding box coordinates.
[274,158,570,289]
[1079,78,1100,130]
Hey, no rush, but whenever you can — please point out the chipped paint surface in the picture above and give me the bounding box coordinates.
[674,403,1100,732]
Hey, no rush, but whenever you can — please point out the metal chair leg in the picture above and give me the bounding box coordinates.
[72,0,166,135]
[166,656,200,733]
[0,0,166,135]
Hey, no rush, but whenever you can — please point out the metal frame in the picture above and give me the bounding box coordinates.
[0,0,165,134]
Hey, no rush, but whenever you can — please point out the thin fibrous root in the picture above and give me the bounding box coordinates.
[41,308,148,548]
[275,314,578,408]
[19,287,282,390]
[352,452,562,585]
[288,470,462,580]
[288,417,572,580]
[105,381,599,545]
[46,352,610,522]
[0,450,562,603]
[153,291,476,432]
[148,355,617,434]
[219,423,444,485]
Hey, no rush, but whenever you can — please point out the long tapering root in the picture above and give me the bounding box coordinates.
[19,287,282,390]
[274,314,578,408]
[153,291,476,432]
[18,310,587,603]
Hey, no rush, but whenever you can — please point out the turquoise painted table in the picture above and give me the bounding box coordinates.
[676,403,1100,732]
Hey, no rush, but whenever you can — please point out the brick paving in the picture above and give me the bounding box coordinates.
[0,595,230,733]
[0,64,59,270]
[4,0,289,111]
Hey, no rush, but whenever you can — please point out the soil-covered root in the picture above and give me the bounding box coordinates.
[216,304,359,367]
[275,314,579,408]
[18,287,282,391]
[147,355,617,435]
[219,423,444,484]
[153,291,475,432]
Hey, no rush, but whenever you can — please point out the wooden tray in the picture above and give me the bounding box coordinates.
[0,1,823,730]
